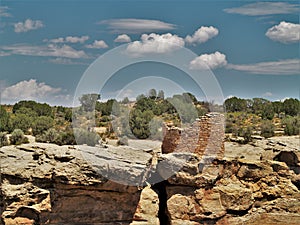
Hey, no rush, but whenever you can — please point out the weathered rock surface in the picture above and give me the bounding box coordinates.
[1,134,299,225]
[0,143,153,225]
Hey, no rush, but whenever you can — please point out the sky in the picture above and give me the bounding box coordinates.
[0,0,299,106]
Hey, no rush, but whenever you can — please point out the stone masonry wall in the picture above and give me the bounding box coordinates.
[162,113,225,159]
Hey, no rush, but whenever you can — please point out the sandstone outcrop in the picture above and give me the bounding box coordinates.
[0,143,153,225]
[0,132,299,224]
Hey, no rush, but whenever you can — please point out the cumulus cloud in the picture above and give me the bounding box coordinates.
[126,33,184,56]
[227,59,300,75]
[85,40,108,49]
[189,52,227,70]
[1,44,88,58]
[66,36,89,43]
[14,19,44,33]
[266,21,300,44]
[1,79,61,102]
[0,6,11,17]
[99,18,176,33]
[185,26,218,45]
[224,2,299,16]
[114,34,131,43]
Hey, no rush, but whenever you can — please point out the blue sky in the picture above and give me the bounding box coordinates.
[0,0,299,106]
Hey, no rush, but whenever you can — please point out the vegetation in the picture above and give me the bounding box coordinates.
[10,129,29,145]
[260,120,275,138]
[117,136,129,146]
[0,94,298,147]
[0,132,9,147]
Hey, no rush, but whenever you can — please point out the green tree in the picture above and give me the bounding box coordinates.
[261,102,275,120]
[224,97,247,112]
[272,101,283,114]
[283,98,300,116]
[129,109,154,139]
[121,97,130,104]
[0,106,10,132]
[252,98,269,115]
[10,113,32,133]
[15,107,38,118]
[32,116,54,136]
[13,100,53,117]
[79,93,100,112]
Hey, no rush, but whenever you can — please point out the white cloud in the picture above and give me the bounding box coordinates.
[47,35,89,44]
[85,40,108,49]
[114,34,131,43]
[189,51,227,70]
[185,26,218,45]
[48,57,88,65]
[263,92,273,97]
[48,37,64,43]
[224,2,299,16]
[99,18,176,33]
[266,21,300,44]
[0,6,11,17]
[1,79,61,102]
[126,33,184,56]
[1,44,88,58]
[0,51,11,56]
[227,59,300,75]
[14,19,44,33]
[65,35,89,43]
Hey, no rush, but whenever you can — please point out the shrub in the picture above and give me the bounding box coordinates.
[36,128,60,143]
[235,126,253,143]
[36,128,76,146]
[73,128,100,146]
[117,136,129,146]
[10,129,28,145]
[260,120,275,138]
[0,132,9,147]
[282,116,300,135]
[32,116,54,136]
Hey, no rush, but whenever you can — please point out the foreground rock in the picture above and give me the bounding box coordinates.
[0,143,153,225]
[1,135,299,225]
[156,135,300,225]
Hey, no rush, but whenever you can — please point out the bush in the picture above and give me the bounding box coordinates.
[117,136,129,146]
[36,128,76,146]
[282,116,300,135]
[234,126,253,143]
[260,120,275,138]
[0,132,9,147]
[10,129,28,145]
[73,128,100,146]
[32,116,54,136]
[36,128,60,143]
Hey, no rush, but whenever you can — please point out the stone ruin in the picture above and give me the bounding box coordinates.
[162,112,225,159]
